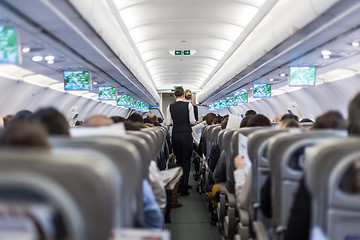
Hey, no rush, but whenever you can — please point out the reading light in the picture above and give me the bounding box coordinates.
[269,78,274,82]
[47,60,54,64]
[323,55,330,59]
[32,56,43,62]
[351,41,360,47]
[22,47,30,53]
[45,55,55,61]
[321,50,332,56]
[242,89,247,92]
[280,73,286,77]
[93,81,98,85]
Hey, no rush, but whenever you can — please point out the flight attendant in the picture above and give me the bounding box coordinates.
[184,89,198,122]
[166,87,196,196]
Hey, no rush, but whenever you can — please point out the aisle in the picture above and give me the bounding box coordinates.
[167,175,221,240]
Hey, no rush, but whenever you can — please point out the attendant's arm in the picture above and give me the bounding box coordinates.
[165,105,172,126]
[188,103,196,125]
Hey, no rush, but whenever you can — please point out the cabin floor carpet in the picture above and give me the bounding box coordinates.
[167,172,222,240]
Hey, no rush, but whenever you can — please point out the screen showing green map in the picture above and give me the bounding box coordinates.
[131,98,137,109]
[0,26,18,63]
[234,92,248,103]
[99,87,116,100]
[63,71,90,90]
[136,100,142,110]
[226,97,235,106]
[209,104,215,111]
[289,67,316,86]
[253,84,271,98]
[219,99,226,108]
[117,95,127,106]
[214,102,220,109]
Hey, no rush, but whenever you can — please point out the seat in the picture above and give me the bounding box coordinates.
[269,130,347,239]
[205,125,217,158]
[0,148,120,240]
[305,137,360,239]
[209,125,221,147]
[50,136,142,227]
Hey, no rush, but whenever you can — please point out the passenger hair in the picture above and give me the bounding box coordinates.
[158,117,163,124]
[276,119,300,129]
[0,120,50,149]
[75,120,83,126]
[246,114,271,127]
[348,92,360,135]
[221,116,229,130]
[83,115,113,127]
[174,87,185,97]
[213,115,222,125]
[313,110,346,130]
[184,89,192,100]
[110,116,125,123]
[280,113,299,122]
[34,107,70,136]
[245,110,257,117]
[127,113,144,124]
[240,115,251,128]
[8,110,33,126]
[205,113,216,125]
[124,121,140,131]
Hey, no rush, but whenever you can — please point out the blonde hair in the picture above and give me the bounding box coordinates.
[185,89,192,100]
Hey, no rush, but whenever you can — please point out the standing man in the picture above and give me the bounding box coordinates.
[166,87,196,196]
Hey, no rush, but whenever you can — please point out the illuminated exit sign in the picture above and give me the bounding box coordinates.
[175,50,182,55]
[184,50,190,55]
[169,50,196,56]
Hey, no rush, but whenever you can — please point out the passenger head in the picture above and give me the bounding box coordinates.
[83,115,113,127]
[240,115,251,128]
[276,119,300,129]
[312,110,346,130]
[158,117,163,124]
[0,120,50,149]
[75,120,83,126]
[273,114,283,123]
[127,113,144,124]
[184,89,192,100]
[221,116,229,130]
[213,115,222,125]
[281,113,299,122]
[245,110,257,117]
[246,114,271,127]
[9,110,33,125]
[348,92,360,136]
[205,113,216,125]
[124,121,141,131]
[3,114,13,128]
[110,116,125,123]
[174,87,185,98]
[34,107,70,136]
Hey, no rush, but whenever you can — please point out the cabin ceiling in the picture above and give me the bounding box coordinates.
[110,0,271,91]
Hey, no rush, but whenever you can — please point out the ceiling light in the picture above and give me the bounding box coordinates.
[269,78,274,82]
[321,50,332,56]
[280,73,286,77]
[250,87,253,90]
[47,60,54,64]
[351,41,360,47]
[22,47,30,53]
[242,89,247,92]
[45,55,55,61]
[32,56,43,62]
[93,81,98,85]
[323,55,330,59]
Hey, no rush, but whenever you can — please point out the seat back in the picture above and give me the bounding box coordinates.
[205,125,217,157]
[210,126,221,146]
[217,129,227,150]
[0,148,120,240]
[50,136,142,227]
[306,137,360,239]
[269,130,347,234]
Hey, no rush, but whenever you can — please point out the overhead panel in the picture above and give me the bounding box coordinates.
[112,0,267,91]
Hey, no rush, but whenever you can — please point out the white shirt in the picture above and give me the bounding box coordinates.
[233,161,252,211]
[165,98,196,126]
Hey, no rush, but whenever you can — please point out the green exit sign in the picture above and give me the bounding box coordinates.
[175,50,182,55]
[184,50,190,55]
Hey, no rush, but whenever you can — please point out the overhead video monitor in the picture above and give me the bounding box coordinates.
[0,26,18,64]
[117,95,128,106]
[209,104,215,111]
[136,100,142,110]
[219,99,226,108]
[234,92,248,103]
[289,66,316,86]
[226,97,235,106]
[253,84,271,98]
[141,102,146,112]
[214,102,220,109]
[125,95,131,107]
[130,98,137,109]
[98,87,116,100]
[63,71,91,91]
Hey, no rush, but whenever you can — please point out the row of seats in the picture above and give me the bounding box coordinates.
[0,125,168,240]
[201,124,358,240]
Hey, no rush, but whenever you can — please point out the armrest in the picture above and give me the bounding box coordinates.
[252,221,269,240]
[237,208,249,226]
[219,183,227,195]
[226,191,236,208]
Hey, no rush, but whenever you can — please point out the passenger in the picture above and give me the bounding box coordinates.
[212,115,223,125]
[0,120,50,149]
[83,115,113,127]
[276,119,300,129]
[8,110,33,126]
[74,120,83,126]
[127,113,144,124]
[240,115,251,128]
[197,113,217,158]
[110,116,125,123]
[165,86,196,196]
[245,109,257,117]
[124,121,141,131]
[3,114,13,128]
[284,107,351,240]
[246,114,271,127]
[147,113,160,126]
[273,114,283,122]
[184,89,198,122]
[280,113,299,122]
[33,107,70,136]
